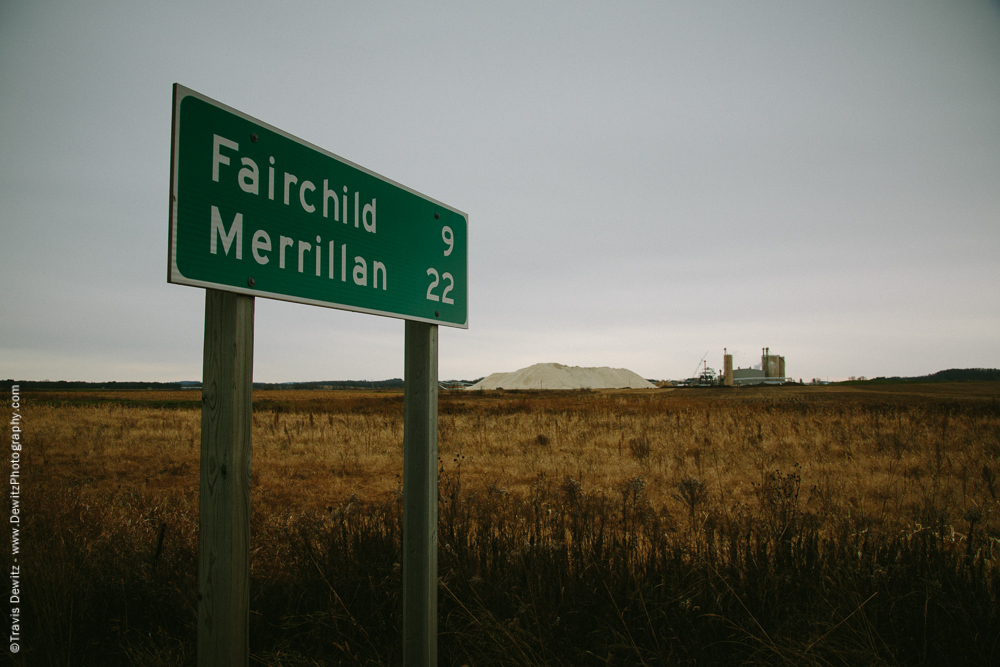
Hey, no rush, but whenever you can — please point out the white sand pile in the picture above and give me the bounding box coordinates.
[467,362,656,390]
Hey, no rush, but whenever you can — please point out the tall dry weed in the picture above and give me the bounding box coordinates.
[12,384,1000,664]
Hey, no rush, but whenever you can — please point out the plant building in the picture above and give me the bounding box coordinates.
[723,347,788,386]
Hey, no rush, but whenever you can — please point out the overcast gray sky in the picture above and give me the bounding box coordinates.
[2,1,998,383]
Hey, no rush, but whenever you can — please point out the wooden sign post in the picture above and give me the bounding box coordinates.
[197,289,254,666]
[402,321,439,665]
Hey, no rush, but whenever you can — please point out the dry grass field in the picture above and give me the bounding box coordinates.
[6,382,1000,665]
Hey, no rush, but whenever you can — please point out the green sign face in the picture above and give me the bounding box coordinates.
[169,85,468,328]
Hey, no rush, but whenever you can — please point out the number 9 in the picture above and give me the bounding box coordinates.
[442,226,454,256]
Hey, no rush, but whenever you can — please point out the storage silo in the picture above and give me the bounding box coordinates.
[724,349,733,386]
[762,347,785,380]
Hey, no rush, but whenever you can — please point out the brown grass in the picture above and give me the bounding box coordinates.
[9,382,1000,665]
[29,384,1000,531]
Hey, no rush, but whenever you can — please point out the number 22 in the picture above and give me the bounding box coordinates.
[426,268,454,304]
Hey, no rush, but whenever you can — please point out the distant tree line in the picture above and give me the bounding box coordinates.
[5,369,995,392]
[0,379,406,391]
[0,380,191,390]
[866,368,1000,383]
[252,379,405,390]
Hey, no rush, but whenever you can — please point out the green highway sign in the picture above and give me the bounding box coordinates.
[169,84,468,328]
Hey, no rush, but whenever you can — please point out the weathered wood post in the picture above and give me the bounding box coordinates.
[402,320,439,666]
[198,288,254,666]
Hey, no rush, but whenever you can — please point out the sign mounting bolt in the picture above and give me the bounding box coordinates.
[435,311,440,318]
[434,212,440,220]
[251,133,258,142]
[247,277,255,287]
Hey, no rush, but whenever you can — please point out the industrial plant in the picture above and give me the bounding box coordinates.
[685,347,790,386]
